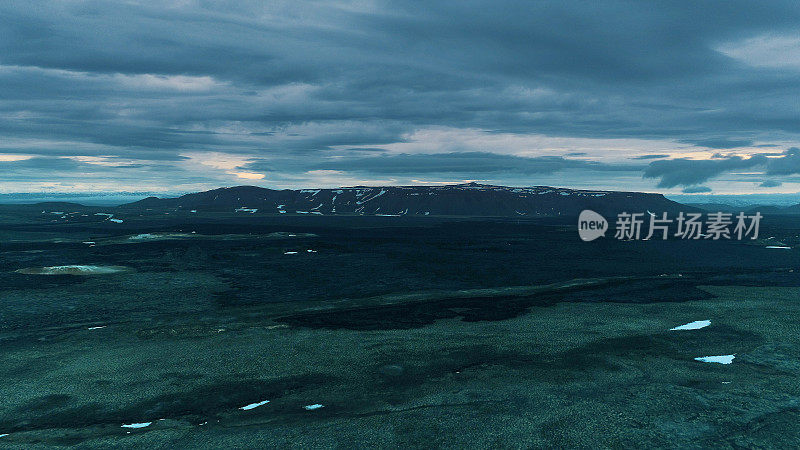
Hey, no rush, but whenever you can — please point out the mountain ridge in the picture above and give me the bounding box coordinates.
[116,182,696,217]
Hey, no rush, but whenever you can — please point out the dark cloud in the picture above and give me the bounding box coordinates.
[765,148,800,175]
[3,1,800,190]
[0,156,194,187]
[682,186,712,193]
[0,157,84,171]
[643,155,769,188]
[295,152,636,175]
[644,147,800,188]
[242,152,642,177]
[681,138,754,149]
[631,154,670,160]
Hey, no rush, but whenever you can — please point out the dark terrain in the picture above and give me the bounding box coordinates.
[118,183,693,217]
[0,202,799,447]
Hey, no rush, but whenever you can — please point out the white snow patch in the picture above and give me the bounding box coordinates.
[766,246,791,249]
[87,326,106,330]
[109,218,123,223]
[16,265,129,275]
[304,404,324,410]
[0,434,7,438]
[307,249,317,253]
[129,234,157,240]
[235,208,258,213]
[695,355,735,364]
[121,422,152,429]
[670,320,711,331]
[284,251,298,255]
[356,189,387,204]
[239,400,270,410]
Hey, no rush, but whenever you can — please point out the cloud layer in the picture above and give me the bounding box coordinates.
[3,1,800,193]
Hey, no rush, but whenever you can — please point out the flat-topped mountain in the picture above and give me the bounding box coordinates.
[118,183,693,217]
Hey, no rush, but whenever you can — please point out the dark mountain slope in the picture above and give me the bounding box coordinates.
[118,183,694,217]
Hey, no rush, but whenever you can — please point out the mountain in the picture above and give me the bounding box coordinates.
[684,203,741,213]
[779,204,800,215]
[117,183,694,217]
[690,203,800,215]
[687,202,795,215]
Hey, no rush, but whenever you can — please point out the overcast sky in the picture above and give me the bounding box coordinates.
[3,1,800,195]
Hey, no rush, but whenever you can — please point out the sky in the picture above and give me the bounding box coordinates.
[3,1,800,196]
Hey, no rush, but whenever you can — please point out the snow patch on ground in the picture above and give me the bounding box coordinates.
[304,404,324,410]
[239,400,270,410]
[121,422,152,429]
[695,355,735,364]
[356,189,387,204]
[670,320,711,331]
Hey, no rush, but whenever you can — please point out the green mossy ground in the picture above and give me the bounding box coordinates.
[1,211,799,448]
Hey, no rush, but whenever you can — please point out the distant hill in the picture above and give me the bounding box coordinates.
[117,183,695,217]
[688,202,800,215]
[684,203,742,213]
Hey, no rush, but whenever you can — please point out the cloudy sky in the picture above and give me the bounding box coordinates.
[3,1,800,195]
